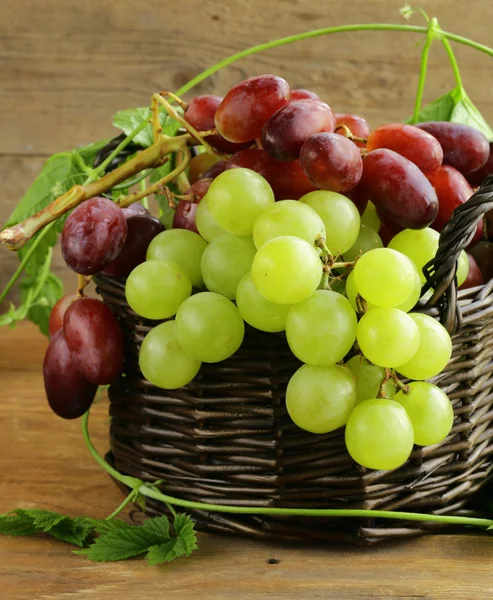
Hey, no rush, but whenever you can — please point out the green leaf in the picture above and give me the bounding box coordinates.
[172,513,199,555]
[21,272,63,336]
[450,92,493,140]
[146,514,198,565]
[112,107,182,148]
[77,139,111,166]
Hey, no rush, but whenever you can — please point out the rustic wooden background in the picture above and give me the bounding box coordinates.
[1,0,493,304]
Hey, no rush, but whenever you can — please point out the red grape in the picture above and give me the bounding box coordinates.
[467,143,493,187]
[261,100,335,161]
[214,75,291,143]
[469,241,493,281]
[359,149,438,229]
[344,184,368,216]
[200,160,226,180]
[334,114,371,148]
[415,122,489,174]
[61,197,127,275]
[460,253,485,289]
[291,89,320,101]
[367,124,443,173]
[63,297,124,385]
[123,203,148,217]
[172,179,212,233]
[378,213,404,245]
[300,132,363,193]
[102,214,164,277]
[48,294,75,337]
[427,165,474,231]
[43,331,97,419]
[184,95,251,154]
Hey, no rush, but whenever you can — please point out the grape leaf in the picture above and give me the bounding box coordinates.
[112,107,183,148]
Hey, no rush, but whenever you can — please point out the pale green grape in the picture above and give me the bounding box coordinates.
[139,321,201,389]
[395,382,453,446]
[146,229,207,288]
[457,250,469,287]
[345,271,359,311]
[125,260,191,320]
[357,307,420,368]
[354,248,417,308]
[388,228,439,284]
[252,200,325,249]
[346,355,396,404]
[195,197,226,242]
[236,272,290,332]
[286,364,356,434]
[360,201,380,232]
[345,399,415,470]
[251,236,323,304]
[344,225,383,261]
[396,313,452,380]
[201,234,256,299]
[206,168,275,236]
[175,292,245,363]
[286,290,357,366]
[300,190,360,254]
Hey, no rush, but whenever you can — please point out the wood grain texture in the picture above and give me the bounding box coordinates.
[1,323,493,600]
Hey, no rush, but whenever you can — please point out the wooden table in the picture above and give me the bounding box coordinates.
[0,323,492,599]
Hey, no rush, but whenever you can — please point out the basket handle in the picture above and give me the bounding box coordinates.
[422,174,493,334]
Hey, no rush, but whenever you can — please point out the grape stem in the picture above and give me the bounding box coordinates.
[334,124,368,145]
[387,368,411,394]
[81,409,493,529]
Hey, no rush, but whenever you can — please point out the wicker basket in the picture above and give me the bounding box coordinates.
[95,177,493,545]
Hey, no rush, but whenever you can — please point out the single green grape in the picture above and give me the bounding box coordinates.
[388,228,439,284]
[175,292,245,363]
[146,229,207,288]
[125,260,191,320]
[300,190,360,254]
[251,236,323,304]
[357,307,420,368]
[236,272,291,332]
[206,168,275,236]
[354,248,417,308]
[286,364,356,434]
[396,313,452,380]
[395,382,454,446]
[286,290,357,366]
[346,355,396,404]
[252,199,325,249]
[345,399,415,470]
[343,225,383,261]
[201,233,256,299]
[345,271,359,311]
[139,321,201,389]
[457,250,469,287]
[360,201,380,232]
[195,197,226,242]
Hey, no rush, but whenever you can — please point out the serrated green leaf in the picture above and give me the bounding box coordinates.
[141,515,171,540]
[0,515,40,537]
[146,538,188,565]
[90,519,132,536]
[173,513,198,555]
[112,107,182,148]
[450,92,493,141]
[31,511,65,532]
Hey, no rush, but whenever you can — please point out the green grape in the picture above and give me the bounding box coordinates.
[345,399,415,470]
[236,272,291,332]
[125,260,191,320]
[195,197,226,242]
[146,229,207,288]
[346,355,396,404]
[395,382,453,446]
[388,228,439,284]
[354,248,417,308]
[201,234,256,299]
[396,313,452,380]
[286,290,357,366]
[251,236,323,304]
[206,168,275,236]
[252,200,325,249]
[345,271,359,311]
[300,190,360,254]
[457,250,469,287]
[343,225,383,261]
[360,201,380,232]
[139,321,201,389]
[175,292,245,363]
[286,364,356,434]
[357,307,420,368]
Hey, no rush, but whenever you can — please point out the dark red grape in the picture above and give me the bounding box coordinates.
[102,214,164,277]
[359,149,438,229]
[415,122,489,174]
[367,124,443,173]
[291,89,320,101]
[427,165,474,231]
[188,153,221,183]
[378,213,404,245]
[469,241,493,281]
[200,160,226,180]
[467,143,493,187]
[334,114,371,148]
[300,132,363,193]
[63,297,124,385]
[48,294,75,337]
[215,75,291,143]
[344,184,368,216]
[460,253,485,289]
[184,95,251,154]
[61,197,127,275]
[172,179,212,233]
[261,100,335,161]
[123,203,148,217]
[43,331,97,419]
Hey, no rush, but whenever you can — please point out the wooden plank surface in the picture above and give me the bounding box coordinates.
[1,322,493,599]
